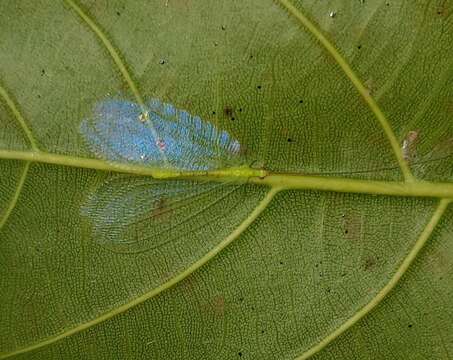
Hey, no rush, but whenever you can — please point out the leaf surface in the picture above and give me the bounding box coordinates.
[0,0,452,359]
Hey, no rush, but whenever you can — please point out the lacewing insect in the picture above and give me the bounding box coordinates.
[80,98,242,171]
[80,98,245,252]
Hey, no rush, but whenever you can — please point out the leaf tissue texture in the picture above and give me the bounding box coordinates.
[0,0,452,359]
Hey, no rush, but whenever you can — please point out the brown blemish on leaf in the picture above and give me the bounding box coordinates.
[151,198,172,222]
[426,245,451,278]
[402,130,420,162]
[364,78,375,96]
[202,295,225,317]
[342,211,362,241]
[223,106,233,117]
[436,1,449,18]
[363,257,377,271]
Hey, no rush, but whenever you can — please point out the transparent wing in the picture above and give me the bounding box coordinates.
[81,176,244,253]
[80,98,243,171]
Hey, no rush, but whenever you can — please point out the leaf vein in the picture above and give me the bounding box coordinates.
[294,198,451,360]
[0,83,40,151]
[274,0,415,182]
[0,161,30,230]
[63,0,170,166]
[0,188,279,359]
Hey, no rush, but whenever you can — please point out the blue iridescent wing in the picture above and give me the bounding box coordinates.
[80,98,242,170]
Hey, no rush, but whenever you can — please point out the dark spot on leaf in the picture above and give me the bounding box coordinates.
[159,59,166,65]
[238,352,242,357]
[223,106,233,117]
[212,111,216,115]
[408,324,413,328]
[257,85,262,90]
[239,297,244,302]
[239,108,243,112]
[357,45,362,50]
[151,198,171,221]
[287,138,293,143]
[250,55,254,59]
[116,11,121,16]
[363,257,376,271]
[231,117,235,121]
[41,69,45,76]
[342,211,362,240]
[279,261,283,265]
[299,99,303,104]
[261,330,265,334]
[221,25,226,31]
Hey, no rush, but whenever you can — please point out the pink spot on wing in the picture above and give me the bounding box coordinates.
[156,139,166,151]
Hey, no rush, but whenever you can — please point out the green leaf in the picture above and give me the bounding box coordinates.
[1,0,452,359]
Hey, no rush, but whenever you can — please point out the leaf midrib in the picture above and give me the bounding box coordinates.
[1,149,453,199]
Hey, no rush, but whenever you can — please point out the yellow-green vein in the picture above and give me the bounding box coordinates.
[63,0,169,166]
[1,150,453,199]
[0,187,279,359]
[294,198,451,360]
[275,0,414,183]
[0,84,39,151]
[0,162,30,230]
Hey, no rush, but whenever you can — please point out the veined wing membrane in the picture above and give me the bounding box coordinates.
[80,97,255,253]
[80,98,242,170]
[82,176,244,253]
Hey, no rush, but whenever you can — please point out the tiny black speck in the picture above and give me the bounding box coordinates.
[408,324,413,328]
[357,45,362,50]
[238,352,242,357]
[116,11,121,16]
[287,138,292,143]
[257,85,262,90]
